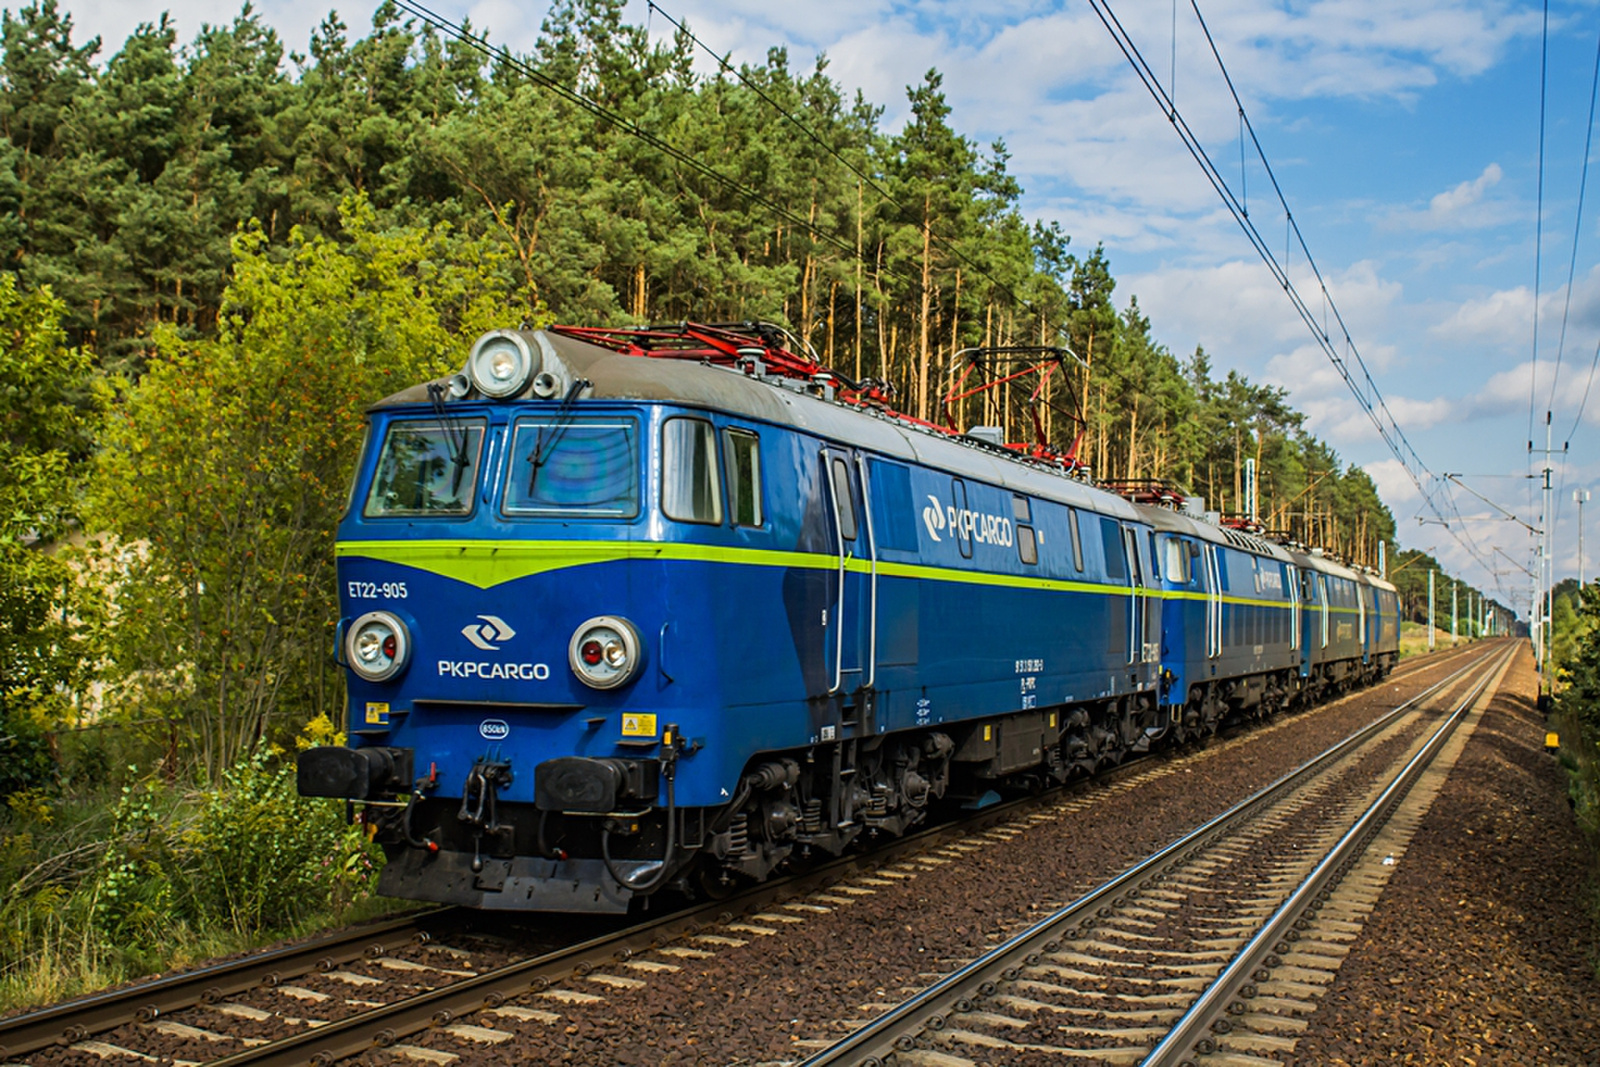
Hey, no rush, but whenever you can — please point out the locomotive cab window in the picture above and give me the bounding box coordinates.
[722,428,763,527]
[1068,508,1084,572]
[364,418,487,518]
[504,416,639,518]
[662,417,722,523]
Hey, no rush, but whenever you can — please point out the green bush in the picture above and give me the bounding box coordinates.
[2,750,386,1011]
[184,754,378,933]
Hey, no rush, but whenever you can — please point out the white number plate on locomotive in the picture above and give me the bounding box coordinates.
[347,581,409,599]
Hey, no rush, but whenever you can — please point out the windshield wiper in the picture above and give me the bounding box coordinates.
[427,381,472,496]
[526,377,591,494]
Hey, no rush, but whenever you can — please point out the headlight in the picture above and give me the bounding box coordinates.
[467,330,538,399]
[568,615,642,690]
[346,610,411,682]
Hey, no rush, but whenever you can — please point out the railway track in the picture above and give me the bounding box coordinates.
[796,642,1513,1067]
[0,910,462,1063]
[2,643,1491,1067]
[2,782,1085,1067]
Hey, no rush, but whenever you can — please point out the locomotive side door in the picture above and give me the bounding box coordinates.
[1287,564,1300,652]
[1121,525,1156,664]
[1204,545,1223,659]
[1318,574,1331,648]
[1121,526,1141,664]
[1358,585,1369,664]
[821,448,875,701]
[1297,568,1316,676]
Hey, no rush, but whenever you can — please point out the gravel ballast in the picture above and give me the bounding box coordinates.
[1289,643,1600,1065]
[362,648,1559,1066]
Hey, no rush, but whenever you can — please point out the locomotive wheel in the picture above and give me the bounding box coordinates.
[691,858,742,902]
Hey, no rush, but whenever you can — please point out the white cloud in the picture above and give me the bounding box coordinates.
[1364,457,1420,509]
[1432,268,1600,398]
[1126,258,1406,380]
[1431,163,1502,215]
[1383,163,1512,231]
[1433,286,1537,351]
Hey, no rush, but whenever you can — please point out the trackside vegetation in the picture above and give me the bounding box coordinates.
[1548,580,1600,971]
[1554,582,1600,835]
[0,0,1498,1007]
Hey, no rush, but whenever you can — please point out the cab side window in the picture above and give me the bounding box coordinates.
[662,417,722,523]
[722,429,762,527]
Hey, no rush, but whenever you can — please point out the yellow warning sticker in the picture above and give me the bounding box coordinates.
[365,702,390,725]
[622,713,658,737]
[983,724,992,742]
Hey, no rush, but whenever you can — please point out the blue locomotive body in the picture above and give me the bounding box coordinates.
[299,326,1398,912]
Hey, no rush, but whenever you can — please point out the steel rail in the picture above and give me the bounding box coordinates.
[0,908,452,1060]
[4,644,1481,1065]
[213,646,1480,1067]
[1143,641,1515,1065]
[0,683,1177,1064]
[202,788,1068,1067]
[796,642,1506,1067]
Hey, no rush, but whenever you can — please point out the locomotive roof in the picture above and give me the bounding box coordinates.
[1137,505,1295,563]
[378,326,1399,590]
[379,328,1147,523]
[1284,545,1397,592]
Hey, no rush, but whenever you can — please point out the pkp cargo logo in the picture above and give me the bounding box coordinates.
[462,614,516,651]
[919,496,1016,549]
[479,719,510,740]
[921,495,946,542]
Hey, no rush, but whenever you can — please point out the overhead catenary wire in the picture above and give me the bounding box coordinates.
[1547,24,1600,417]
[395,0,1491,586]
[1567,339,1600,444]
[1559,30,1600,445]
[1529,0,1551,444]
[1086,0,1497,581]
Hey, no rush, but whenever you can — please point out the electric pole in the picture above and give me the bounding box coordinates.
[1429,568,1436,652]
[1532,411,1565,686]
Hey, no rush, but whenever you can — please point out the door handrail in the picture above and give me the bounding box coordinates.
[823,450,848,696]
[855,453,879,690]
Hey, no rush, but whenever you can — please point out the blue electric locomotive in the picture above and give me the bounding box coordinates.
[298,323,1396,912]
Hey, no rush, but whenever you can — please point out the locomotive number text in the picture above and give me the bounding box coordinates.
[347,581,409,600]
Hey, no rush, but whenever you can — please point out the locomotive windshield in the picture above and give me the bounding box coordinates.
[504,416,640,518]
[364,419,486,517]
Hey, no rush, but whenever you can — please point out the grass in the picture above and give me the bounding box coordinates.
[1399,620,1471,659]
[0,759,400,1015]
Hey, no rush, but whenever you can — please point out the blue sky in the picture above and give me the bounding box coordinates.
[48,0,1600,613]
